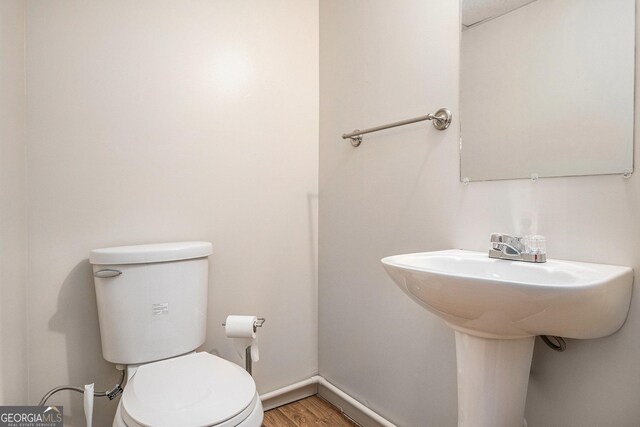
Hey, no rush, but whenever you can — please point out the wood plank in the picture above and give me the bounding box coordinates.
[263,395,361,427]
[262,407,298,427]
[278,400,331,427]
[301,395,359,426]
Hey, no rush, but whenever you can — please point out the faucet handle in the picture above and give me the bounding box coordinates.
[490,233,506,243]
[490,233,518,244]
[521,235,546,255]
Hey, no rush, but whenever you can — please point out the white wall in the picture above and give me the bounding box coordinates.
[319,1,640,426]
[0,0,28,406]
[26,1,318,425]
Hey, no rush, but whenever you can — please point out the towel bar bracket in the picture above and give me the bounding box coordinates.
[349,131,363,147]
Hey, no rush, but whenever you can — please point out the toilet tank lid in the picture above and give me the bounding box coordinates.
[90,241,213,265]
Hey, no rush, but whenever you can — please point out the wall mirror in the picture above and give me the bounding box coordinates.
[460,0,635,182]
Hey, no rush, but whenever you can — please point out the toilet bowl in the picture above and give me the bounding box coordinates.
[112,353,263,427]
[89,242,264,427]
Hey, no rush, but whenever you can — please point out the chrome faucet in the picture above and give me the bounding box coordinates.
[489,233,547,263]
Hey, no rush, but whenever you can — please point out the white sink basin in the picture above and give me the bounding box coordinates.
[382,249,633,427]
[382,249,633,339]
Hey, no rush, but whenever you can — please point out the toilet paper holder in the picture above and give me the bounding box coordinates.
[221,317,266,333]
[221,317,266,375]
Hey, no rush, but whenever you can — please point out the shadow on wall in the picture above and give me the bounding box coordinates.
[205,192,318,378]
[307,192,319,291]
[47,260,120,426]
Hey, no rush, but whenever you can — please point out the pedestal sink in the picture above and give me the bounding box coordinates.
[381,250,633,427]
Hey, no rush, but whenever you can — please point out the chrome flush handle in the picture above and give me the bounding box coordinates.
[94,269,122,278]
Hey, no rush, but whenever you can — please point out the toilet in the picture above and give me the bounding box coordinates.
[89,241,263,427]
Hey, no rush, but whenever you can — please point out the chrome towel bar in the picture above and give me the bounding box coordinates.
[342,108,452,147]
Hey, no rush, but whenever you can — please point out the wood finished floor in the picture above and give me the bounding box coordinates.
[263,395,360,427]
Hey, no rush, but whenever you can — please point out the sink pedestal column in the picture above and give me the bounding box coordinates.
[454,331,534,427]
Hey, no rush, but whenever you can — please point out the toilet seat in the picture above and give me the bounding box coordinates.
[121,352,258,427]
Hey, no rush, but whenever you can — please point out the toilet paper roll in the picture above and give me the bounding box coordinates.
[225,315,259,362]
[84,383,94,427]
[224,315,257,339]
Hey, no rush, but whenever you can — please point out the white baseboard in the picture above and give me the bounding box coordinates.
[261,382,317,411]
[318,384,383,427]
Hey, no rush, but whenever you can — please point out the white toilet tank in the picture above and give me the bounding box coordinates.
[90,242,213,365]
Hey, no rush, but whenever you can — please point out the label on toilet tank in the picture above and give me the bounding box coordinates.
[152,303,169,315]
